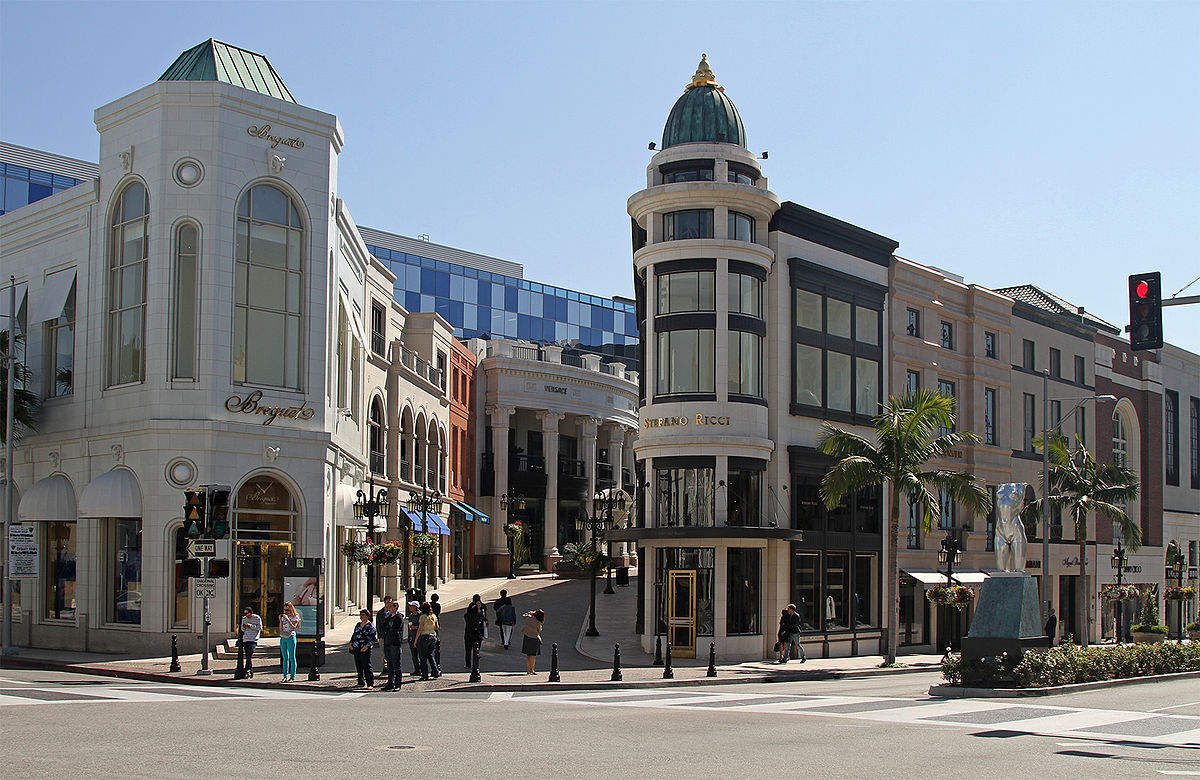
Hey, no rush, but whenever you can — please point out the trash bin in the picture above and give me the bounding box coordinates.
[616,566,630,587]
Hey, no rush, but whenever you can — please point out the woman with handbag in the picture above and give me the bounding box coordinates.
[349,608,378,688]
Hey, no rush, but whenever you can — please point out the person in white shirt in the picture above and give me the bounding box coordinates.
[240,607,263,678]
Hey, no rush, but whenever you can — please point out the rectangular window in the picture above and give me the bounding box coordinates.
[110,519,142,625]
[984,388,997,445]
[791,553,820,631]
[937,380,956,435]
[663,209,714,240]
[727,211,755,243]
[1074,355,1086,384]
[794,343,822,406]
[828,352,851,412]
[1165,390,1180,485]
[794,289,822,330]
[827,299,851,339]
[938,488,955,531]
[1075,407,1087,447]
[726,467,762,526]
[984,331,997,359]
[172,528,190,629]
[172,224,198,380]
[45,521,77,620]
[906,493,920,549]
[1050,504,1063,541]
[940,321,954,350]
[657,329,715,395]
[1191,397,1199,489]
[658,270,716,314]
[1023,393,1036,453]
[985,486,997,551]
[370,301,386,356]
[45,278,76,397]
[1051,399,1062,434]
[728,331,762,398]
[854,554,878,628]
[335,306,347,409]
[1049,347,1061,379]
[906,308,921,338]
[437,351,447,392]
[728,273,761,317]
[906,369,921,395]
[726,549,761,636]
[1022,339,1035,371]
[855,357,879,415]
[856,306,879,346]
[826,552,850,631]
[655,465,715,527]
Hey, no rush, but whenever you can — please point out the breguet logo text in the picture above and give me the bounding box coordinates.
[225,390,315,425]
[247,124,305,150]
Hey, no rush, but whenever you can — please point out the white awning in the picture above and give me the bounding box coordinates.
[952,571,992,585]
[30,268,75,323]
[335,481,362,527]
[18,474,76,522]
[901,569,946,586]
[0,282,27,320]
[78,469,143,518]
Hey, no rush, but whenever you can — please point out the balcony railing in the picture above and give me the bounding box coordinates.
[476,338,637,385]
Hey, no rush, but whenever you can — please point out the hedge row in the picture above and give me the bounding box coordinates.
[941,641,1200,688]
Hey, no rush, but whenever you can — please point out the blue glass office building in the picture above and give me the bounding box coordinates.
[0,142,639,367]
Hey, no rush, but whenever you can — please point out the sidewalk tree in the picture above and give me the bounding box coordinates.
[818,389,991,666]
[1,329,40,444]
[1026,432,1140,646]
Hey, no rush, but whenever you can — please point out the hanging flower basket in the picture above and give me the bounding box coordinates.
[503,521,524,538]
[1164,585,1197,602]
[926,584,974,610]
[370,540,405,565]
[1101,583,1141,602]
[339,541,372,564]
[411,532,439,554]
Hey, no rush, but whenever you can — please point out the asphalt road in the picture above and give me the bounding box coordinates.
[3,669,1198,778]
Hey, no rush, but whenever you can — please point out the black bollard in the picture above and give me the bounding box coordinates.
[707,642,717,677]
[307,639,321,681]
[611,643,622,682]
[234,629,246,680]
[469,643,482,683]
[548,642,561,682]
[169,634,181,673]
[653,633,663,666]
[663,641,674,679]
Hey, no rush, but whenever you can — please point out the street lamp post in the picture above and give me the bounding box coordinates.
[938,531,963,650]
[352,477,390,613]
[1171,551,1185,642]
[585,490,628,635]
[577,511,606,637]
[653,577,664,665]
[499,491,524,579]
[406,485,443,596]
[1111,542,1127,643]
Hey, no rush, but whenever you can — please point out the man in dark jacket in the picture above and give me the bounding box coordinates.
[1044,607,1057,648]
[777,603,806,663]
[376,596,395,679]
[406,601,421,675]
[463,600,486,667]
[379,600,406,691]
[493,590,516,649]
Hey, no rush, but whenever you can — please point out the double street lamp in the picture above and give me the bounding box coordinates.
[406,487,443,593]
[352,477,390,612]
[499,491,525,579]
[938,531,964,650]
[579,489,628,637]
[1169,550,1185,642]
[1111,542,1127,643]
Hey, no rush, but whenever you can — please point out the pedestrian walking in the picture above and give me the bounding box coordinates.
[416,602,441,680]
[379,600,406,691]
[1044,607,1058,648]
[240,607,262,678]
[494,590,516,649]
[279,601,301,682]
[472,594,489,642]
[350,608,378,688]
[463,596,486,667]
[406,601,421,676]
[430,594,442,667]
[521,609,545,675]
[776,603,806,664]
[376,596,396,678]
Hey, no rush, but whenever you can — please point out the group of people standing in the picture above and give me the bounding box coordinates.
[239,601,302,682]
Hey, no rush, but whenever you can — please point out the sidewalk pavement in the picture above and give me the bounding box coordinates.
[0,573,944,692]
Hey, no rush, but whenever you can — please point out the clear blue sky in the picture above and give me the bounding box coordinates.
[3,1,1197,353]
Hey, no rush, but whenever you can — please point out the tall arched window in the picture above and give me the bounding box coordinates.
[1112,413,1129,468]
[234,184,304,389]
[108,181,149,386]
[369,398,385,476]
[172,222,199,380]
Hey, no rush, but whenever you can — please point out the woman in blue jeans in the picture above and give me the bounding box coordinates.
[279,601,301,681]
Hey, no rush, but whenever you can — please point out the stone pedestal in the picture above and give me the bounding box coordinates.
[961,572,1047,662]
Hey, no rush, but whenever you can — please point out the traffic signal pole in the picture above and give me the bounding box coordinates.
[198,596,212,675]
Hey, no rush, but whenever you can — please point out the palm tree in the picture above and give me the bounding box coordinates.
[1029,432,1140,646]
[818,389,991,665]
[1,329,40,444]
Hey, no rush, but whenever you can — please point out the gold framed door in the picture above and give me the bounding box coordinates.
[667,570,697,658]
[236,541,293,635]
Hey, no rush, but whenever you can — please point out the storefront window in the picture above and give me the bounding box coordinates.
[855,486,881,534]
[792,553,819,631]
[725,466,762,526]
[656,547,715,636]
[45,521,77,620]
[854,554,878,627]
[825,552,850,630]
[111,518,142,625]
[727,548,760,635]
[172,527,190,629]
[655,465,715,527]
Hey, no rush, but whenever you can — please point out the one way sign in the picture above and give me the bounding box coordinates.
[186,539,216,558]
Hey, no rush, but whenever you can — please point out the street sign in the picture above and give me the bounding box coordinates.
[194,577,218,599]
[8,525,38,579]
[186,539,217,558]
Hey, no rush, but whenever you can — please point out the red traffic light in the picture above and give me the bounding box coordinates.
[1135,280,1149,299]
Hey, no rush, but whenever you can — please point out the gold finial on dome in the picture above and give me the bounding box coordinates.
[687,53,722,91]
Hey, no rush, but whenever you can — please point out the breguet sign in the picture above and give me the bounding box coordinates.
[247,124,305,150]
[225,390,315,425]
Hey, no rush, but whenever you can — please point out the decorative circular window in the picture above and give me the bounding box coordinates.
[173,158,204,187]
[165,457,197,488]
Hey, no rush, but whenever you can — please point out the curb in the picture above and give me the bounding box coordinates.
[2,655,940,694]
[929,669,1200,698]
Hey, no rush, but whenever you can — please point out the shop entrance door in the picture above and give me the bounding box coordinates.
[667,570,697,658]
[236,541,293,635]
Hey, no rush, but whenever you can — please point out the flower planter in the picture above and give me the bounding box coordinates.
[1131,631,1167,644]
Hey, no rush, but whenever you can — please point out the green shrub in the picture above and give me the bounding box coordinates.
[941,641,1200,688]
[1132,588,1169,633]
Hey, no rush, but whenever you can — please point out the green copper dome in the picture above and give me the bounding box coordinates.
[661,55,746,149]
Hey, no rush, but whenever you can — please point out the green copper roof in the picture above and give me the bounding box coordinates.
[661,55,746,150]
[159,39,296,103]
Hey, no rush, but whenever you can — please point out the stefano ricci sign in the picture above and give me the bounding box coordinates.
[246,124,305,150]
[643,413,731,429]
[225,390,316,425]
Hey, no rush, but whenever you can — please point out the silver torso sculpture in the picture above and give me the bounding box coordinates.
[994,482,1028,572]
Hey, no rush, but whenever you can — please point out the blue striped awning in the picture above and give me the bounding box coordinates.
[402,508,449,536]
[452,500,490,524]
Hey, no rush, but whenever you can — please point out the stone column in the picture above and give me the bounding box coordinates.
[538,410,565,568]
[580,416,600,509]
[607,424,625,492]
[488,406,515,559]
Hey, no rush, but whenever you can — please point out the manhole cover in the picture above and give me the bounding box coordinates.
[375,745,429,752]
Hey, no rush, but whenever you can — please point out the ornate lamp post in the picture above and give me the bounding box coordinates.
[352,477,389,612]
[593,490,627,595]
[577,511,607,638]
[1111,542,1127,643]
[938,531,963,649]
[406,486,443,594]
[1170,551,1186,642]
[499,491,525,579]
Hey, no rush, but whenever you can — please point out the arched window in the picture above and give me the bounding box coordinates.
[234,184,304,389]
[108,181,149,386]
[1113,413,1129,468]
[400,408,413,482]
[369,398,385,476]
[172,222,199,380]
